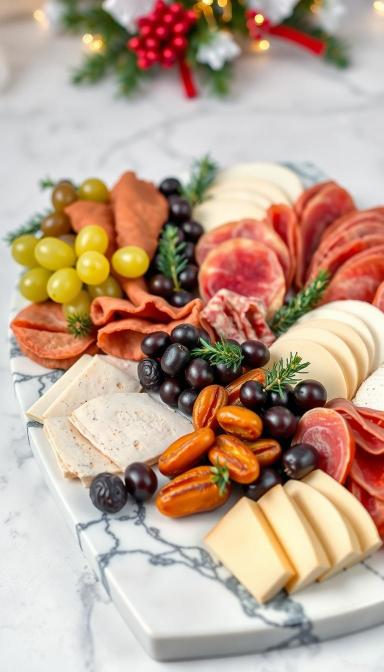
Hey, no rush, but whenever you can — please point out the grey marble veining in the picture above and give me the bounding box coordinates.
[1,1,384,670]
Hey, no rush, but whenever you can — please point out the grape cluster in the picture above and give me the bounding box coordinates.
[90,462,158,514]
[146,176,204,307]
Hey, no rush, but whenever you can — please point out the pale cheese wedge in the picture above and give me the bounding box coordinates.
[353,364,384,411]
[207,178,290,205]
[294,317,370,384]
[213,163,303,202]
[282,325,359,398]
[258,485,330,593]
[70,392,192,469]
[304,470,382,559]
[193,198,265,232]
[204,497,295,604]
[44,416,120,486]
[27,354,92,422]
[268,338,348,401]
[298,307,375,373]
[284,479,362,581]
[43,355,140,418]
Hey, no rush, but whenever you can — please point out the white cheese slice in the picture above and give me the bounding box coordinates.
[207,178,290,205]
[43,355,140,418]
[282,325,359,398]
[299,306,375,372]
[268,338,348,401]
[353,364,384,411]
[44,416,120,486]
[213,163,303,202]
[204,497,295,604]
[304,470,382,559]
[294,317,370,384]
[258,485,330,593]
[323,301,384,370]
[193,198,265,232]
[203,189,271,210]
[284,479,362,580]
[70,392,192,470]
[26,354,92,422]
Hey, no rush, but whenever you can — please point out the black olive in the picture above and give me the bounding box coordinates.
[137,358,163,390]
[215,361,242,385]
[282,443,319,479]
[170,323,201,349]
[178,388,199,416]
[141,331,171,358]
[243,468,283,502]
[161,343,191,377]
[90,473,127,513]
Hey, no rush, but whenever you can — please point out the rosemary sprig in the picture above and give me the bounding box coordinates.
[67,313,93,337]
[182,154,218,206]
[265,353,310,395]
[156,224,188,291]
[192,338,243,370]
[4,210,49,244]
[210,463,230,496]
[39,177,55,190]
[269,270,330,336]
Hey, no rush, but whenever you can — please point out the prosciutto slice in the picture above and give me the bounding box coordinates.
[350,447,384,500]
[327,398,384,455]
[348,480,384,537]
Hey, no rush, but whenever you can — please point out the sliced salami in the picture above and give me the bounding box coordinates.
[294,181,333,218]
[348,479,384,538]
[11,302,68,332]
[373,281,384,312]
[319,207,384,242]
[307,235,384,283]
[350,447,384,500]
[266,204,299,286]
[198,239,286,316]
[322,248,384,303]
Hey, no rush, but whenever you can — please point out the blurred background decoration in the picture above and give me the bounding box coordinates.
[27,0,353,98]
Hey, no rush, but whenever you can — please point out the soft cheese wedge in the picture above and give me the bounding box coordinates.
[304,470,382,559]
[284,480,361,580]
[43,355,140,418]
[353,364,384,411]
[204,497,294,604]
[27,354,92,422]
[193,198,265,232]
[258,485,330,593]
[268,339,348,401]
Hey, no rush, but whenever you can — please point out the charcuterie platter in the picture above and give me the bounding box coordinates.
[9,161,384,661]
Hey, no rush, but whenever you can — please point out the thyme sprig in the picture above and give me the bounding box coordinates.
[67,313,93,337]
[192,338,243,370]
[182,154,218,206]
[265,353,310,395]
[39,177,56,190]
[4,210,49,244]
[156,224,188,291]
[269,270,330,336]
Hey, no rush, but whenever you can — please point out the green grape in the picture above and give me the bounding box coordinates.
[75,225,109,256]
[76,251,110,285]
[52,181,77,211]
[88,275,123,299]
[47,268,82,303]
[111,246,150,279]
[78,178,109,203]
[41,211,71,237]
[19,267,51,302]
[63,289,91,317]
[11,235,39,267]
[34,237,75,271]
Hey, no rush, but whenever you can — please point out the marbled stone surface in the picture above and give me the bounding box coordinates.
[1,2,384,670]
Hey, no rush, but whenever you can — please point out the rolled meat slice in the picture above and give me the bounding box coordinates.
[327,398,384,455]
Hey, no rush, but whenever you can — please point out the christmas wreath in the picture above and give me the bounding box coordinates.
[40,0,349,98]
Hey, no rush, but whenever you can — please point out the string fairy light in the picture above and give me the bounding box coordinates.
[373,0,384,16]
[33,8,49,29]
[82,33,105,52]
[251,38,270,53]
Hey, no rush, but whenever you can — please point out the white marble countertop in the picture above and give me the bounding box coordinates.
[1,2,384,670]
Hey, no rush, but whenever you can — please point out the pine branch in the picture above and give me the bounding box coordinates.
[156,225,188,291]
[204,63,233,97]
[39,177,55,190]
[4,211,48,244]
[192,338,243,369]
[265,353,310,395]
[282,8,350,68]
[67,313,93,337]
[182,154,218,206]
[269,270,330,336]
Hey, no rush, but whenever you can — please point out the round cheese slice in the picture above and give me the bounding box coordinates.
[206,179,290,205]
[204,189,271,210]
[290,318,369,385]
[268,338,348,401]
[280,325,359,398]
[214,163,303,203]
[193,198,265,232]
[298,306,375,373]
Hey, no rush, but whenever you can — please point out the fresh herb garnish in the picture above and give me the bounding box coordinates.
[4,210,49,244]
[265,353,310,395]
[210,462,230,496]
[182,154,218,206]
[269,270,330,336]
[192,337,243,370]
[39,177,56,190]
[67,313,93,337]
[156,224,188,291]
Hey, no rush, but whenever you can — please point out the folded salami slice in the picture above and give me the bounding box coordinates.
[294,181,333,218]
[12,302,68,332]
[65,200,116,256]
[266,204,299,287]
[319,207,384,242]
[322,248,384,303]
[327,398,384,455]
[350,447,384,500]
[373,281,384,312]
[307,235,384,284]
[348,479,384,538]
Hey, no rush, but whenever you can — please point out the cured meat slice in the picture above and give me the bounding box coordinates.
[292,407,355,483]
[350,447,384,500]
[12,325,98,369]
[11,302,68,332]
[373,281,384,312]
[322,248,384,304]
[327,398,384,455]
[348,480,384,538]
[200,289,276,346]
[266,204,299,283]
[65,201,116,257]
[296,182,355,284]
[307,235,384,283]
[198,239,286,316]
[319,207,384,242]
[195,218,291,283]
[294,181,333,217]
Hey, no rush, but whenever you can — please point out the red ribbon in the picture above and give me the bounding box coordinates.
[178,58,198,99]
[269,25,326,56]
